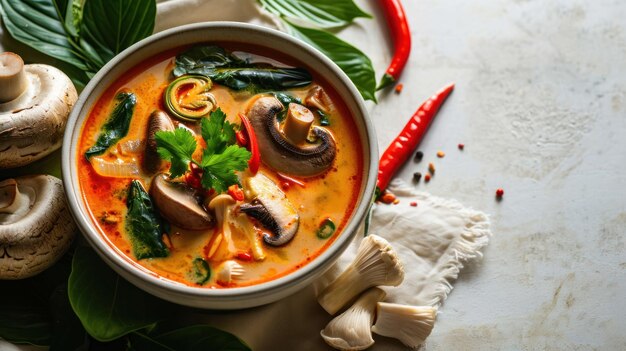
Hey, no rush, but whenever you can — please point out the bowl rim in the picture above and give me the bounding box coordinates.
[62,21,378,304]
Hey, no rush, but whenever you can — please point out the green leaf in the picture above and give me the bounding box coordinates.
[173,45,312,91]
[0,0,89,70]
[200,145,251,193]
[258,0,370,28]
[126,180,169,260]
[155,127,197,178]
[85,92,136,158]
[285,21,377,102]
[130,325,251,351]
[68,246,173,341]
[80,0,156,65]
[64,0,84,38]
[211,67,312,91]
[187,258,211,285]
[49,284,89,351]
[201,108,236,155]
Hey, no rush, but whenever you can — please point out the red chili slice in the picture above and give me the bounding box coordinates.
[238,113,260,175]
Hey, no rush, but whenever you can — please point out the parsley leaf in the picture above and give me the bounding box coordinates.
[201,108,237,155]
[155,127,197,178]
[200,145,251,193]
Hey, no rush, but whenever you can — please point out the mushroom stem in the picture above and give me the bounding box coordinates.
[0,52,28,102]
[320,287,387,350]
[317,235,404,315]
[0,179,32,224]
[282,103,314,145]
[371,303,438,348]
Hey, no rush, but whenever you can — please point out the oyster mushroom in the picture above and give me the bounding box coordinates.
[371,303,438,348]
[317,234,404,315]
[0,175,76,279]
[206,194,237,260]
[240,173,299,246]
[143,110,175,174]
[0,52,77,169]
[246,96,336,177]
[320,287,386,350]
[149,174,214,230]
[215,260,245,286]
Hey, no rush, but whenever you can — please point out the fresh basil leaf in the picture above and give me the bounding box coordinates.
[126,180,169,260]
[138,325,250,351]
[258,0,370,28]
[81,0,156,65]
[85,92,136,158]
[212,67,312,91]
[0,0,89,70]
[68,246,173,341]
[285,21,376,102]
[174,45,312,92]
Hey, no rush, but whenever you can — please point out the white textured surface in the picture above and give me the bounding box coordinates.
[2,0,625,349]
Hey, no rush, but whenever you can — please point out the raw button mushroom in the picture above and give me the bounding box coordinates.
[372,303,438,349]
[0,52,77,168]
[317,234,404,315]
[321,287,386,350]
[0,175,76,279]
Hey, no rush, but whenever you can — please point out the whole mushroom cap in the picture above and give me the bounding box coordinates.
[0,52,78,169]
[0,175,76,279]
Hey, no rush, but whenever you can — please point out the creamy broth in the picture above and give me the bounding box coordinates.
[78,44,363,288]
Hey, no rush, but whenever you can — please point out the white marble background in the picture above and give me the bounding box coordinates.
[2,0,625,350]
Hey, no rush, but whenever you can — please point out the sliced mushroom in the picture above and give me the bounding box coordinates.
[240,173,299,246]
[206,194,237,260]
[246,96,336,177]
[304,85,334,114]
[0,175,76,279]
[143,110,175,174]
[0,52,78,169]
[149,174,214,230]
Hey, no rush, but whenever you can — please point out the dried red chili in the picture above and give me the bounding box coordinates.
[377,0,411,90]
[376,84,454,196]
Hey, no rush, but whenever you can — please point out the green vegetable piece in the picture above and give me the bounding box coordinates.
[258,0,371,28]
[164,75,215,121]
[85,92,136,158]
[173,45,312,91]
[129,324,251,350]
[125,180,169,260]
[211,67,312,91]
[316,218,336,239]
[317,109,331,126]
[188,258,211,285]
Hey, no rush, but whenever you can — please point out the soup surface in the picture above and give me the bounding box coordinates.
[78,43,363,288]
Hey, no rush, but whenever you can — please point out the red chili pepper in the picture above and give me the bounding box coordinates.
[185,162,203,190]
[236,251,253,262]
[376,84,454,196]
[227,184,245,201]
[238,113,260,175]
[377,0,411,90]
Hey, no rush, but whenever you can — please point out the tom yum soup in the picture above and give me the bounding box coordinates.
[78,44,363,288]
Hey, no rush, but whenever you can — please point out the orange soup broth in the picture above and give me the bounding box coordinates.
[78,44,364,288]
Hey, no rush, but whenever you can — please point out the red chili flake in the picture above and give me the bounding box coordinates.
[236,252,253,261]
[437,151,445,158]
[381,192,396,204]
[496,188,504,199]
[410,201,418,207]
[458,143,465,150]
[395,83,404,93]
[428,162,436,174]
[424,174,431,182]
[227,184,244,201]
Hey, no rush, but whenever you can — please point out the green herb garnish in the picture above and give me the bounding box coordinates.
[155,108,251,193]
[85,92,136,158]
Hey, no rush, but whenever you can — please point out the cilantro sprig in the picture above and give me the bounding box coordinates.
[155,108,251,193]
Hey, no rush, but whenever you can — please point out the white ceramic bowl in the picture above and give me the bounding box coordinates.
[62,22,377,309]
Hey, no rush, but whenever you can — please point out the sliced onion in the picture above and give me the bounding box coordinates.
[90,156,140,178]
[117,139,144,155]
